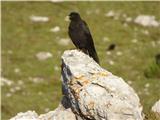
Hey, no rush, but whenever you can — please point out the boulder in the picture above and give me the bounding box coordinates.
[10,50,143,120]
[61,50,143,120]
[10,111,39,120]
[10,102,76,120]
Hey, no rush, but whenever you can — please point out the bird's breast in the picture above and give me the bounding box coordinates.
[69,23,88,48]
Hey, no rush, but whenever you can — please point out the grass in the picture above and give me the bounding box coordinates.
[1,1,160,120]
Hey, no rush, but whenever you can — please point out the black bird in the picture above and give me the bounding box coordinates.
[107,43,116,51]
[68,12,99,64]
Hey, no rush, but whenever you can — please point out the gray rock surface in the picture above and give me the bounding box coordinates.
[61,50,143,120]
[10,111,39,120]
[10,102,76,120]
[10,50,143,120]
[39,103,76,120]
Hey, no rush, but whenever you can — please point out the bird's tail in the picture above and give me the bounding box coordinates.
[88,47,100,64]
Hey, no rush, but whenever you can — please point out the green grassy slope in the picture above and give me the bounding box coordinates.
[1,1,160,120]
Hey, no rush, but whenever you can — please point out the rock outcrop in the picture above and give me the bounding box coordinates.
[10,50,143,120]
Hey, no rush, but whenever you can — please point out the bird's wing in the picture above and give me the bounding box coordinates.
[68,24,80,48]
[82,21,92,36]
[82,21,95,49]
[82,20,99,64]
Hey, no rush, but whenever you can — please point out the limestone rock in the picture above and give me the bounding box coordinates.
[10,103,76,120]
[151,99,160,118]
[39,103,76,120]
[61,50,143,120]
[10,111,39,120]
[10,49,143,120]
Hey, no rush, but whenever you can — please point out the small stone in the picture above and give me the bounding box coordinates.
[1,77,13,86]
[95,9,100,14]
[151,41,156,47]
[8,50,13,54]
[36,52,52,61]
[132,39,138,43]
[30,15,49,22]
[32,77,44,83]
[6,93,12,97]
[116,51,122,56]
[10,88,16,93]
[106,51,111,55]
[142,30,149,35]
[15,86,21,91]
[102,37,110,42]
[126,17,132,22]
[14,68,20,73]
[123,23,128,27]
[54,65,59,71]
[109,60,114,65]
[18,80,24,85]
[38,92,43,96]
[58,38,70,46]
[105,10,115,17]
[50,26,60,33]
[145,83,150,88]
[86,10,92,15]
[134,15,159,27]
[122,14,127,18]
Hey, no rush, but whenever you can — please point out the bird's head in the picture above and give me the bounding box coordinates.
[69,12,81,21]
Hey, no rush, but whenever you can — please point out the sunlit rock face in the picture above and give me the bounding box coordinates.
[61,50,143,120]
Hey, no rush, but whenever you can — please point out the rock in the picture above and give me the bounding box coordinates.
[50,26,60,33]
[151,99,160,118]
[58,38,70,46]
[39,103,76,120]
[125,17,132,22]
[105,10,120,20]
[61,50,143,120]
[30,15,49,22]
[134,15,159,27]
[10,111,39,120]
[10,103,76,120]
[36,52,52,61]
[1,77,13,86]
[10,49,144,120]
[105,10,115,17]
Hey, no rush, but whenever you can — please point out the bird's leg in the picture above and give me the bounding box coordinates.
[81,48,89,55]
